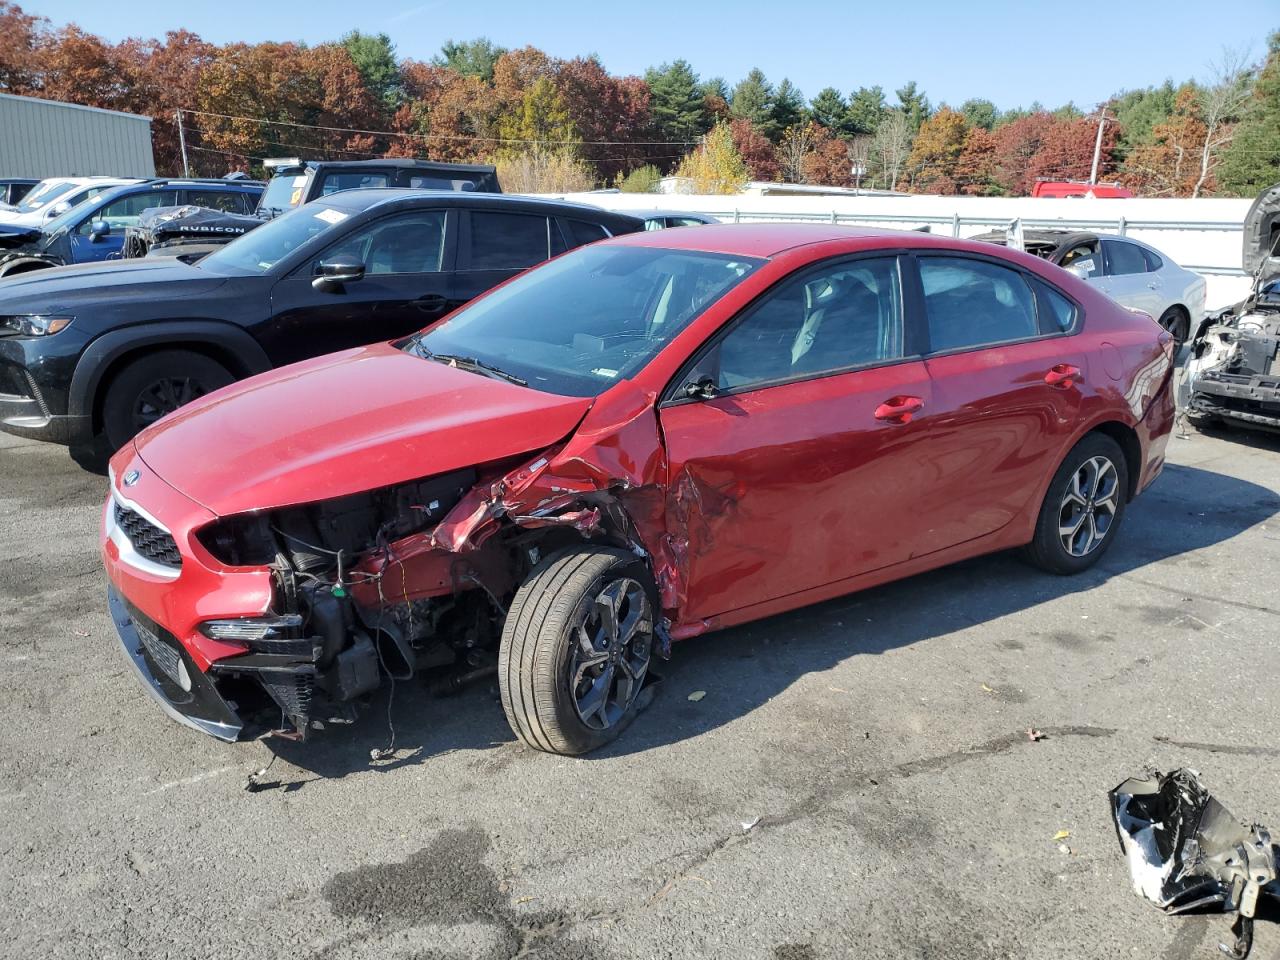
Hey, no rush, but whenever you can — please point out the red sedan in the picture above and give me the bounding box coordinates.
[101,224,1175,753]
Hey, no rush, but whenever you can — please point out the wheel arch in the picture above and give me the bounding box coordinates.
[69,321,272,435]
[1087,420,1142,501]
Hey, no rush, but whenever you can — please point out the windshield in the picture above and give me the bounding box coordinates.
[199,202,351,275]
[14,180,76,213]
[410,245,762,397]
[259,173,309,214]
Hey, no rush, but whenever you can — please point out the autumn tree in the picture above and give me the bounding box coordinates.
[1026,114,1118,186]
[1122,85,1207,196]
[801,129,851,186]
[1190,49,1256,196]
[990,112,1056,194]
[728,118,778,181]
[906,107,967,192]
[777,121,821,183]
[673,121,749,194]
[0,1,44,94]
[955,127,999,195]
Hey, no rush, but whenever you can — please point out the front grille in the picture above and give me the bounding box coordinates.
[115,501,182,569]
[136,617,183,686]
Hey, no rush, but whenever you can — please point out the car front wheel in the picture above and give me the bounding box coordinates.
[1022,433,1129,575]
[499,547,656,755]
[101,349,235,451]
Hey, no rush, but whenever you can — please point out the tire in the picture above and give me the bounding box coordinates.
[101,349,235,451]
[1021,433,1130,575]
[1157,306,1190,343]
[499,547,657,755]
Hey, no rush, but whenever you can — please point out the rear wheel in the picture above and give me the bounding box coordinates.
[499,547,656,755]
[1157,306,1190,343]
[1022,433,1129,575]
[101,350,235,451]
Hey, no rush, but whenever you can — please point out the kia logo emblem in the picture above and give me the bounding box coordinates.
[123,470,140,487]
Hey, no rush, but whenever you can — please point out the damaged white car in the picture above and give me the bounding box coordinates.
[1186,182,1280,433]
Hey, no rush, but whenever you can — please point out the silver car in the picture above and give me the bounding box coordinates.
[972,229,1206,341]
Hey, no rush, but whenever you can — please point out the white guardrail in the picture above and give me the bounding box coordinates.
[550,192,1256,311]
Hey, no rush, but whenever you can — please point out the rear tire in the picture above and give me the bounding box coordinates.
[101,349,234,451]
[1157,306,1190,343]
[1021,433,1129,575]
[499,547,656,755]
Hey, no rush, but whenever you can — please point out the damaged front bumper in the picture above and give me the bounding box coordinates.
[108,586,243,741]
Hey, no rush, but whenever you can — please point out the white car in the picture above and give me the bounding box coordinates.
[0,177,142,228]
[973,229,1207,341]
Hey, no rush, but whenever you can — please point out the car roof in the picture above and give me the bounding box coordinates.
[602,222,1040,259]
[325,189,642,222]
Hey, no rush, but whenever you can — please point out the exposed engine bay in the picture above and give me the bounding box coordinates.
[1186,182,1280,432]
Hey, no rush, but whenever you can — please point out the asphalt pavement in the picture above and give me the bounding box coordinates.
[2,422,1278,960]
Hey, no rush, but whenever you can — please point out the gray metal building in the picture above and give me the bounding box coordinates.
[0,93,155,178]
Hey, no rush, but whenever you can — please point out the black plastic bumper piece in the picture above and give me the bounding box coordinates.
[107,586,245,741]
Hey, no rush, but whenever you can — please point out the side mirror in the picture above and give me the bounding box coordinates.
[682,376,719,400]
[312,257,365,291]
[88,220,110,240]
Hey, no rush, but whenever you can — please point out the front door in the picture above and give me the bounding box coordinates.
[659,255,933,622]
[264,208,458,366]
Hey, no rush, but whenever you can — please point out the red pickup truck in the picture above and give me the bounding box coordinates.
[1032,180,1133,198]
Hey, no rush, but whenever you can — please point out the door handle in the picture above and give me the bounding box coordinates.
[873,395,924,424]
[413,294,448,312]
[1044,363,1081,388]
[1146,281,1160,290]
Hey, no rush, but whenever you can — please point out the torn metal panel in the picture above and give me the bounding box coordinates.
[1111,769,1279,958]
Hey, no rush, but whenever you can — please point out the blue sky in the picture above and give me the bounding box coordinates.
[29,0,1276,110]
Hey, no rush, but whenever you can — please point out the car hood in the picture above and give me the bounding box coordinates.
[0,258,230,310]
[1243,181,1280,282]
[132,342,595,517]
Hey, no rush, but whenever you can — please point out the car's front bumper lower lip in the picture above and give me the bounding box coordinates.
[107,585,244,742]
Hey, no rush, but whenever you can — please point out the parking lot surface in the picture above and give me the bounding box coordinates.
[2,424,1279,960]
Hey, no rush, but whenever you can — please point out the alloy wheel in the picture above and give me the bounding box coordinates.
[133,377,208,430]
[1058,455,1120,557]
[568,577,653,731]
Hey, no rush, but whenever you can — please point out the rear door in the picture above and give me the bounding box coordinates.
[659,255,934,622]
[909,254,1087,554]
[1102,238,1163,316]
[264,207,457,365]
[453,209,563,303]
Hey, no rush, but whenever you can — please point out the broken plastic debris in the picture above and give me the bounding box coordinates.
[1053,830,1071,842]
[741,816,761,832]
[687,690,706,702]
[1110,768,1278,959]
[981,683,995,693]
[1057,843,1071,855]
[1027,728,1046,741]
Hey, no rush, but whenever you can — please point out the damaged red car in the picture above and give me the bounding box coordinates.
[101,224,1175,754]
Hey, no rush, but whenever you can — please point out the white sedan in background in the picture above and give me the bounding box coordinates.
[0,177,142,228]
[973,228,1206,341]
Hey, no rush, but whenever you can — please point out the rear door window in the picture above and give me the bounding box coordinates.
[1104,239,1149,276]
[184,189,250,213]
[562,219,609,249]
[465,212,551,269]
[78,190,179,233]
[317,172,391,196]
[919,256,1040,352]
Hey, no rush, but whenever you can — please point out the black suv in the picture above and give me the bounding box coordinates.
[256,159,500,217]
[0,191,639,458]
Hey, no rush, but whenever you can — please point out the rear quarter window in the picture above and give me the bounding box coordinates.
[563,219,609,249]
[1032,278,1080,334]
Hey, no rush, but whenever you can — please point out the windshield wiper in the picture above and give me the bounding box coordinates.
[420,349,527,387]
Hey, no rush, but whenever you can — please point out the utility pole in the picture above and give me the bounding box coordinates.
[175,109,190,177]
[1089,108,1107,185]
